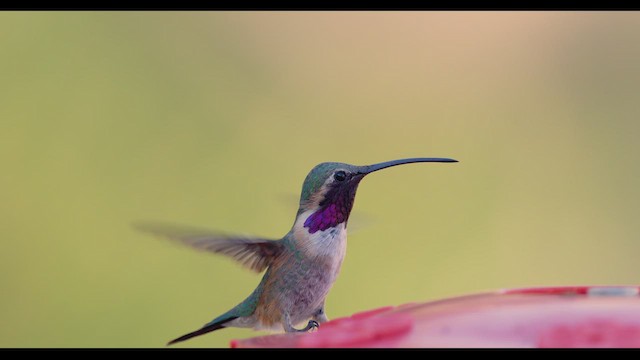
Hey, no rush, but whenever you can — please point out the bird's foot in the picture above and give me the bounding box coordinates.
[291,320,319,333]
[283,313,320,333]
[301,320,319,332]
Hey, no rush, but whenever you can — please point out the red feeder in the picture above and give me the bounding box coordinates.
[231,286,640,348]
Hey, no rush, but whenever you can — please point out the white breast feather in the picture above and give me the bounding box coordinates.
[293,210,348,268]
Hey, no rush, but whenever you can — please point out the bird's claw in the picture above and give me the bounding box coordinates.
[296,320,319,333]
[307,320,319,332]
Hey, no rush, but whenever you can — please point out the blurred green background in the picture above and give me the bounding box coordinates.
[2,11,640,348]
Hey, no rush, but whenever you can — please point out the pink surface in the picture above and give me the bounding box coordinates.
[231,286,640,348]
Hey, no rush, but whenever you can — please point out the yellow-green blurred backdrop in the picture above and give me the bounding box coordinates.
[2,11,640,348]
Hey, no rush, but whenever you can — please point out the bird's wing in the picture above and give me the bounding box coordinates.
[134,222,284,273]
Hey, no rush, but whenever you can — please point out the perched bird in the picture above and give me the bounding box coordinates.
[137,157,457,345]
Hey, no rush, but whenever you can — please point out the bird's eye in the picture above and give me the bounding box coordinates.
[334,170,347,182]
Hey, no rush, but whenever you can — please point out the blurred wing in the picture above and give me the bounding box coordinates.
[134,222,283,273]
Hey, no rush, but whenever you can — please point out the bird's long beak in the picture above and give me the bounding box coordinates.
[360,157,458,175]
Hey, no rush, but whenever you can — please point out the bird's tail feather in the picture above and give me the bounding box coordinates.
[167,317,238,346]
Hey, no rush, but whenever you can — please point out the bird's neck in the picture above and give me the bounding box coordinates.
[298,183,360,234]
[292,209,348,259]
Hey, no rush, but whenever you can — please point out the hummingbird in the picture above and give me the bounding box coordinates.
[137,157,457,345]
